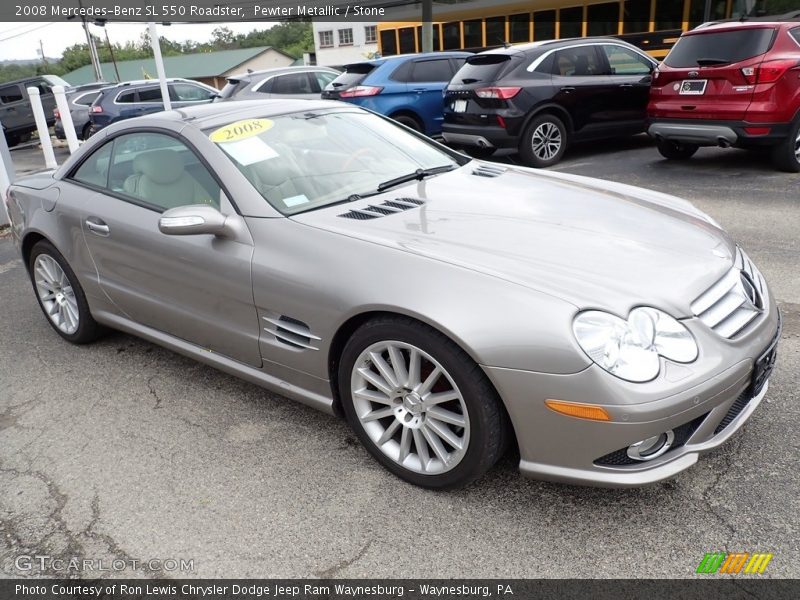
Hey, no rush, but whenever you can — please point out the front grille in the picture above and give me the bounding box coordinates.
[691,246,768,338]
[714,389,752,434]
[595,413,708,467]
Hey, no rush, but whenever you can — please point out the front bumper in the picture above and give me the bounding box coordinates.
[485,311,780,488]
[648,118,790,148]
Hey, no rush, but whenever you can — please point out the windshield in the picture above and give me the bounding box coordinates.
[207,109,463,215]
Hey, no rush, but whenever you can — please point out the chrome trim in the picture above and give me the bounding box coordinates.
[526,41,657,73]
[626,430,675,461]
[262,316,320,351]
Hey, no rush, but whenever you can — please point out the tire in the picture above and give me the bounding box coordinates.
[519,113,568,168]
[462,146,496,159]
[4,133,19,148]
[28,240,103,344]
[338,316,509,489]
[391,113,423,132]
[771,119,800,173]
[656,139,699,160]
[81,122,93,141]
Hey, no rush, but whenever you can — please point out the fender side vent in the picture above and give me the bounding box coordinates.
[263,315,320,351]
[472,164,507,178]
[339,198,425,220]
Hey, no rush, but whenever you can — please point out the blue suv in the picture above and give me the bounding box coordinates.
[321,52,471,136]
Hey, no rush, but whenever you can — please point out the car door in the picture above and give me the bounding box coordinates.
[549,45,615,137]
[406,58,458,133]
[69,130,261,367]
[131,85,169,117]
[600,44,655,126]
[0,83,28,133]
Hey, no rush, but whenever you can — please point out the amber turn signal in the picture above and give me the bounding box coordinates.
[545,399,611,421]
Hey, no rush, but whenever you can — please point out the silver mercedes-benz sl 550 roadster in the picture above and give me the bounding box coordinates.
[5,100,780,489]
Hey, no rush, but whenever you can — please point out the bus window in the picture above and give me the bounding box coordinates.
[689,0,728,28]
[380,29,398,56]
[587,2,621,36]
[534,9,556,41]
[443,22,461,50]
[509,13,530,43]
[654,0,684,30]
[464,19,483,48]
[486,16,507,46]
[623,0,651,34]
[434,24,441,50]
[560,7,583,39]
[399,27,415,53]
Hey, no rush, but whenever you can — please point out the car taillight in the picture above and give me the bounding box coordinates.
[338,86,383,98]
[91,106,103,113]
[53,108,60,119]
[742,59,800,84]
[475,87,521,100]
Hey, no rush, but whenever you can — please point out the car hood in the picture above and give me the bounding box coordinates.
[291,164,736,317]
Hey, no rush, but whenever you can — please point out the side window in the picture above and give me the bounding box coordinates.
[108,132,220,211]
[34,80,53,95]
[410,59,454,82]
[602,45,654,75]
[791,28,800,45]
[75,91,101,106]
[314,71,337,89]
[271,73,313,95]
[70,141,113,188]
[172,83,215,102]
[116,90,136,103]
[552,47,603,76]
[137,87,164,102]
[0,85,23,104]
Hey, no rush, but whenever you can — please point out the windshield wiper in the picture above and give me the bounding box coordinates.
[377,165,456,192]
[696,58,731,66]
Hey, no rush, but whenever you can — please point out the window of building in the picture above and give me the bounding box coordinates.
[623,0,651,34]
[443,22,461,50]
[510,13,530,43]
[533,10,556,41]
[559,6,584,39]
[319,30,333,48]
[587,2,621,37]
[338,28,353,46]
[463,19,483,48]
[654,0,684,31]
[380,29,398,55]
[399,27,416,53]
[365,25,377,44]
[485,16,507,46]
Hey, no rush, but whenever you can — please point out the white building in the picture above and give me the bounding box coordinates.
[312,22,379,67]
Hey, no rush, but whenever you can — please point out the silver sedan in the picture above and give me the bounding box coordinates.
[5,100,780,489]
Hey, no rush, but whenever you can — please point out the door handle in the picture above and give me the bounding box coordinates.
[411,88,426,93]
[85,218,110,235]
[560,86,575,93]
[619,83,634,89]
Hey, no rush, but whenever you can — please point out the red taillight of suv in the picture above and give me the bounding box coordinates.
[741,59,800,84]
[339,86,383,98]
[475,87,521,100]
[53,108,60,119]
[91,106,103,113]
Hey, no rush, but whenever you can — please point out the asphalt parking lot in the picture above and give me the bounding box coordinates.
[1,138,798,579]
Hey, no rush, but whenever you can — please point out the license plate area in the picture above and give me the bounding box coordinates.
[679,79,708,95]
[451,99,467,113]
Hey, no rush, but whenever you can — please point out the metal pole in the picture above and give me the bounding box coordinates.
[0,118,13,226]
[148,22,172,111]
[53,85,79,154]
[105,28,121,82]
[27,87,58,170]
[421,0,433,53]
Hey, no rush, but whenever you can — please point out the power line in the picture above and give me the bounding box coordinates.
[0,23,56,44]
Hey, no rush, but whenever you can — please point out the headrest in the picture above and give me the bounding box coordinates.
[133,149,184,184]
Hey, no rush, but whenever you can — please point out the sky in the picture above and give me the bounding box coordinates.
[0,21,270,61]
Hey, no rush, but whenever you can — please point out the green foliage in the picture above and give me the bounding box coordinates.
[0,21,313,84]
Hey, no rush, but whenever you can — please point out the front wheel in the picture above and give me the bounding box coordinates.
[28,240,103,344]
[771,119,800,173]
[339,316,508,489]
[519,114,568,168]
[656,139,699,160]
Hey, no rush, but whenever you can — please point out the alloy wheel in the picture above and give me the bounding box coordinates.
[531,122,562,161]
[795,128,800,162]
[33,254,79,335]
[350,341,470,475]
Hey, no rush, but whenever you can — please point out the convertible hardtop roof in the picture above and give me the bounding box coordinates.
[158,99,349,130]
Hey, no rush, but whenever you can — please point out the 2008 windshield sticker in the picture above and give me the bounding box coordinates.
[209,119,273,143]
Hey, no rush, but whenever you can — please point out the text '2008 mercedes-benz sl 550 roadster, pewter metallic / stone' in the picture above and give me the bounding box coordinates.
[5,100,780,489]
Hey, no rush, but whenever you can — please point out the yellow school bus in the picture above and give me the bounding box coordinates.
[377,0,797,60]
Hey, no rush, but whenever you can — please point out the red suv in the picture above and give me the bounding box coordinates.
[648,22,800,172]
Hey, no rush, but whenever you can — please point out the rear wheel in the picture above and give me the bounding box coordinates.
[81,122,93,141]
[339,316,508,489]
[391,113,423,132]
[771,119,800,173]
[28,240,103,344]
[519,114,568,168]
[656,139,699,160]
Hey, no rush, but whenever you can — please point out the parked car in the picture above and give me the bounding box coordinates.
[0,75,71,147]
[216,66,340,101]
[5,100,780,489]
[442,39,658,165]
[88,78,218,134]
[54,82,112,141]
[648,21,800,172]
[321,52,472,135]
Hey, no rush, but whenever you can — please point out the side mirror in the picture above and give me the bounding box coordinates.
[159,204,230,236]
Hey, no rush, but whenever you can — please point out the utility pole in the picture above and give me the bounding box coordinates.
[421,0,433,53]
[39,40,47,66]
[78,0,103,81]
[99,23,121,82]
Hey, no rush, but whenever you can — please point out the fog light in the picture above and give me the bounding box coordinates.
[626,430,675,461]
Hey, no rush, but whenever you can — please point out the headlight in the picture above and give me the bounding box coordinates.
[573,307,698,383]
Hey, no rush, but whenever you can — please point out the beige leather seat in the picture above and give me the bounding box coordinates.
[123,149,212,208]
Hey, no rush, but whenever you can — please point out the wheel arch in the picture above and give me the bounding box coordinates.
[388,109,424,131]
[20,230,49,273]
[521,103,574,136]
